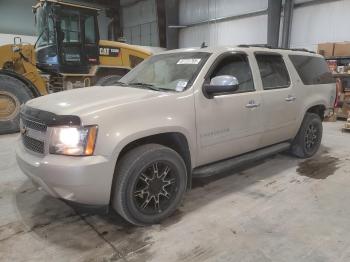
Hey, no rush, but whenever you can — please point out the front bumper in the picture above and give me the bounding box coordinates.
[16,140,115,205]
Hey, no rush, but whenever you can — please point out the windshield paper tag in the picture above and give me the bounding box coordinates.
[177,58,201,65]
[175,80,188,92]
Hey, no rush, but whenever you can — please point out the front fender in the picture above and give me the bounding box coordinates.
[110,125,195,165]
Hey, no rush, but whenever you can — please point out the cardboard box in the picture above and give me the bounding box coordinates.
[334,42,350,57]
[317,42,334,57]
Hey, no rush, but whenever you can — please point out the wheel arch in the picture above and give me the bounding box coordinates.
[305,104,326,121]
[110,131,193,204]
[0,69,41,97]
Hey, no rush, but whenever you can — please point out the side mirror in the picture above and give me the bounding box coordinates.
[204,75,239,98]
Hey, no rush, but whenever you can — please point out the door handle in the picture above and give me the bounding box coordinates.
[285,95,296,102]
[245,100,260,108]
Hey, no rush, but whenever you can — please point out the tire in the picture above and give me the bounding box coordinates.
[0,74,34,135]
[112,144,187,226]
[95,75,122,86]
[291,113,323,158]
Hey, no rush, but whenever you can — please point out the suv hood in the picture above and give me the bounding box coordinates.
[26,85,164,116]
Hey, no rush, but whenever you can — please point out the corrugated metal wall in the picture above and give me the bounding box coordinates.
[121,0,159,46]
[178,0,350,51]
[178,0,268,48]
[291,0,350,50]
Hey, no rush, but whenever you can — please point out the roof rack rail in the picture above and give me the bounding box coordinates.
[237,44,315,54]
[237,44,273,48]
[291,48,315,53]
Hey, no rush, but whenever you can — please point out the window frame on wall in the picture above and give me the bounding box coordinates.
[254,52,291,90]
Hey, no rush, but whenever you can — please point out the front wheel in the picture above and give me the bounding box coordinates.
[291,113,323,158]
[112,144,187,226]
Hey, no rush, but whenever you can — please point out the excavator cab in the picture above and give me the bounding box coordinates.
[34,0,100,74]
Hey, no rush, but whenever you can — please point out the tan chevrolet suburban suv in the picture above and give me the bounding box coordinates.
[16,45,336,225]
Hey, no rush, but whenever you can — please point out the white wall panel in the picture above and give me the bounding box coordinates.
[179,0,267,25]
[179,14,267,48]
[178,0,268,48]
[291,0,350,51]
[0,33,36,45]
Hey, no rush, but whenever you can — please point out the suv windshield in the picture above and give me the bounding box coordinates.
[120,52,211,92]
[35,6,55,47]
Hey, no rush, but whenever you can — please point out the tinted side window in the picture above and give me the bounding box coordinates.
[211,54,254,93]
[289,55,335,85]
[255,54,290,89]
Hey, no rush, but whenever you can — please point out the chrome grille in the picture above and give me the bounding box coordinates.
[21,116,47,132]
[22,135,44,154]
[20,115,46,154]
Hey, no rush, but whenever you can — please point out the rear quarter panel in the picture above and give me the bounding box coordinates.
[284,54,336,136]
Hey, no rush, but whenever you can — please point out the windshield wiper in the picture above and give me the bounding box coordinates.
[128,82,162,91]
[114,81,128,86]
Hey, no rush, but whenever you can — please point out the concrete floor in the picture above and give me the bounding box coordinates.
[1,121,350,262]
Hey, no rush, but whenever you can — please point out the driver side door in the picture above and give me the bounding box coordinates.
[194,52,264,166]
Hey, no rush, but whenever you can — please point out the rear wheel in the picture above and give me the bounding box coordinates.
[95,75,122,86]
[291,113,323,158]
[112,144,187,226]
[0,74,34,134]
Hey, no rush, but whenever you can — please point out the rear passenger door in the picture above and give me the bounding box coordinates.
[255,53,299,146]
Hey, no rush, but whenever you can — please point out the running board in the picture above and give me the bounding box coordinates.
[192,142,291,178]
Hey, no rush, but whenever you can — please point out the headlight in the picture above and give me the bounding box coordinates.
[49,126,98,156]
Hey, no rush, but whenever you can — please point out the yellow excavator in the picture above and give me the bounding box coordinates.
[0,0,151,134]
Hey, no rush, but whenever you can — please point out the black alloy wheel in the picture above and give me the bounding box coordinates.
[112,144,187,225]
[133,161,178,215]
[291,112,323,158]
[304,123,320,153]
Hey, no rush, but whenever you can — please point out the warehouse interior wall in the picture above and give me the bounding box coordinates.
[1,0,350,51]
[178,0,350,51]
[121,0,159,46]
[179,14,268,48]
[178,0,268,48]
[291,0,350,51]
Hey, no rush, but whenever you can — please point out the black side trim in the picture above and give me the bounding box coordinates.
[193,142,291,178]
[21,105,81,126]
[0,69,41,97]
